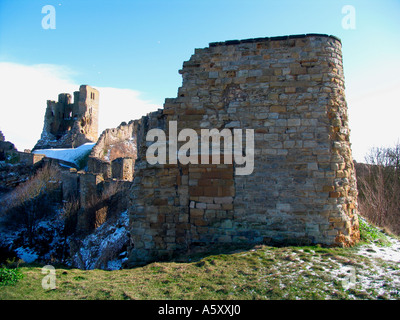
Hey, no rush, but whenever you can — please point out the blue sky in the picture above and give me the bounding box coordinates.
[0,0,399,161]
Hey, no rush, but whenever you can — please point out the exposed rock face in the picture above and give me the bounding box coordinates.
[126,34,360,267]
[33,85,99,150]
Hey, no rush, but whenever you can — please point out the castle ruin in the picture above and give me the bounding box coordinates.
[25,33,360,268]
[33,84,99,150]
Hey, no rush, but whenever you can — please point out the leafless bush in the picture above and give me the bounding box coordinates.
[0,164,62,243]
[356,143,400,235]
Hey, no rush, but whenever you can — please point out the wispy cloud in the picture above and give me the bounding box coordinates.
[0,62,159,151]
[98,86,159,132]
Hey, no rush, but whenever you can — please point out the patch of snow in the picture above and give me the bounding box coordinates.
[15,247,38,263]
[32,143,95,166]
[326,238,400,298]
[59,163,74,169]
[355,238,400,263]
[107,258,123,270]
[71,211,130,270]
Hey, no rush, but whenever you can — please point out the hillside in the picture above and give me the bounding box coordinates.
[1,216,400,300]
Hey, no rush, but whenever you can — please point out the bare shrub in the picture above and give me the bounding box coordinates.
[0,164,62,243]
[356,143,400,235]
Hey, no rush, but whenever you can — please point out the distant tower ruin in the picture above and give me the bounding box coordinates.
[33,85,99,150]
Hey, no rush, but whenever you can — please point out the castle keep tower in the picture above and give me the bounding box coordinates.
[33,85,99,150]
[127,34,360,266]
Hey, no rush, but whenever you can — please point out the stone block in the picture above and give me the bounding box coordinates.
[191,208,204,218]
[189,186,204,196]
[285,87,296,94]
[209,71,219,78]
[248,69,262,77]
[307,162,318,171]
[288,119,301,126]
[214,196,233,204]
[277,203,291,212]
[203,186,219,197]
[207,203,221,210]
[322,185,335,192]
[270,106,286,113]
[329,192,341,198]
[196,202,207,209]
[198,196,214,203]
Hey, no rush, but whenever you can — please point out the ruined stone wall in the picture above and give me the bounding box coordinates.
[87,157,112,179]
[88,119,139,180]
[111,158,134,181]
[18,152,45,166]
[60,168,79,201]
[33,85,99,150]
[127,34,359,266]
[79,172,104,210]
[90,120,138,161]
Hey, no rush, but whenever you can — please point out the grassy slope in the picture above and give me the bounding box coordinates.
[1,218,400,300]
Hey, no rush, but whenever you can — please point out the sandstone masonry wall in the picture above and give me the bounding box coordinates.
[90,120,138,161]
[127,34,360,266]
[88,120,139,180]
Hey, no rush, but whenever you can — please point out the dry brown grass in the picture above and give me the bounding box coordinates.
[356,144,400,235]
[0,164,62,241]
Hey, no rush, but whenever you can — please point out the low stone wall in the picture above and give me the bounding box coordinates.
[18,152,45,166]
[111,157,134,181]
[87,157,112,179]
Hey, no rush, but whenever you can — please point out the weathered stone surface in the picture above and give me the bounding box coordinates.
[126,34,360,267]
[33,85,99,150]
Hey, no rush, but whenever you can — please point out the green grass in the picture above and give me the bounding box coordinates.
[358,215,392,246]
[0,267,24,287]
[1,244,398,300]
[1,217,399,300]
